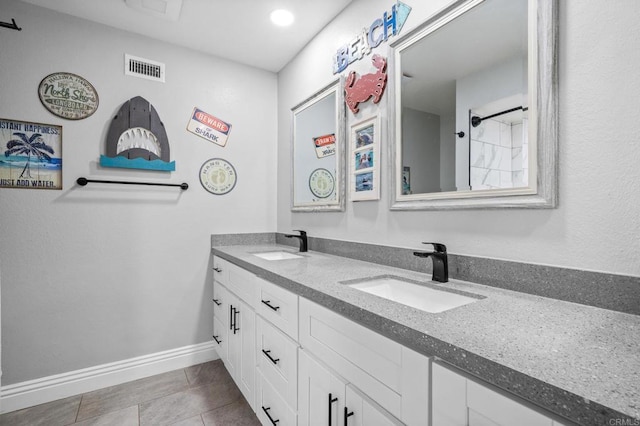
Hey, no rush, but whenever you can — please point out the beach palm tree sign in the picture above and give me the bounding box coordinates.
[1,118,62,190]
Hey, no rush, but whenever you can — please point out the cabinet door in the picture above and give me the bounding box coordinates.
[344,384,404,426]
[298,349,346,426]
[228,293,256,410]
[432,362,467,426]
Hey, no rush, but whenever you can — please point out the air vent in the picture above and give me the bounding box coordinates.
[125,0,183,21]
[124,54,165,83]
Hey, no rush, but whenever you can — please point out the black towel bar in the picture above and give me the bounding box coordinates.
[76,177,188,190]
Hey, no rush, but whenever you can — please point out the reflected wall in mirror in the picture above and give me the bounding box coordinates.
[389,0,557,209]
[291,79,346,211]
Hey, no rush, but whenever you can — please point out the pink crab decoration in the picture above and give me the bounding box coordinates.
[344,54,388,114]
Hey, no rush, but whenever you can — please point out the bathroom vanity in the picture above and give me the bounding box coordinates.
[211,241,639,426]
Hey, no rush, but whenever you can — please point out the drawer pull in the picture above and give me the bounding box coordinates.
[261,299,280,311]
[261,349,280,365]
[212,335,222,344]
[212,298,221,306]
[328,393,338,426]
[262,406,280,425]
[229,305,234,331]
[213,267,222,272]
[344,407,354,425]
[232,307,240,334]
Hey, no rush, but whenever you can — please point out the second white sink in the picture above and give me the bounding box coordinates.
[347,277,480,313]
[253,251,303,261]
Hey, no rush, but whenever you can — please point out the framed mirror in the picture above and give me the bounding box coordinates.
[291,79,346,212]
[388,0,557,209]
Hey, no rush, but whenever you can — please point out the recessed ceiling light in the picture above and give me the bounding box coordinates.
[270,9,294,27]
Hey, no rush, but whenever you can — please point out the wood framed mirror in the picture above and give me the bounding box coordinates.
[291,79,346,212]
[388,0,557,210]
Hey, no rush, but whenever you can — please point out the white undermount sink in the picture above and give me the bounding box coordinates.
[347,277,480,313]
[253,251,303,261]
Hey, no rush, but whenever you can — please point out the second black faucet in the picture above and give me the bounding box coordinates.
[413,242,448,283]
[285,230,308,252]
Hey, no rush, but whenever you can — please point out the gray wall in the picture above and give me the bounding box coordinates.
[277,0,640,277]
[0,0,277,384]
[402,108,441,194]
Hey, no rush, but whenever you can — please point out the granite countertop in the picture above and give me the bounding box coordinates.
[212,244,640,425]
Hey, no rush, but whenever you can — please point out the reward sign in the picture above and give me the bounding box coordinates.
[187,107,232,147]
[314,133,336,158]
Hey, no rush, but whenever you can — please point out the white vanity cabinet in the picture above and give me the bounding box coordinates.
[212,254,573,426]
[212,257,257,411]
[298,298,430,426]
[432,362,572,426]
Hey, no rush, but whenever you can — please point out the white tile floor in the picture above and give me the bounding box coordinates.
[0,360,259,426]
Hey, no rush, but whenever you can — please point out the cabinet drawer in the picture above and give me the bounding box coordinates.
[257,277,299,339]
[212,315,227,363]
[467,378,555,426]
[212,281,227,323]
[227,261,259,308]
[433,361,563,426]
[299,299,403,419]
[256,316,298,410]
[256,370,296,426]
[213,256,230,286]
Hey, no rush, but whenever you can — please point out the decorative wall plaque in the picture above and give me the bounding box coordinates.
[1,118,62,190]
[101,96,175,171]
[333,1,411,74]
[344,54,387,114]
[38,72,99,120]
[308,168,335,199]
[199,158,237,195]
[186,107,232,147]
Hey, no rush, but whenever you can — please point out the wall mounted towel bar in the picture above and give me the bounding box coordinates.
[77,177,188,190]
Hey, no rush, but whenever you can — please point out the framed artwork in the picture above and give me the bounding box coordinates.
[0,118,62,190]
[349,115,380,201]
[402,166,411,195]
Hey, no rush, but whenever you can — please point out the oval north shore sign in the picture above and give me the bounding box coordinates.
[38,72,99,120]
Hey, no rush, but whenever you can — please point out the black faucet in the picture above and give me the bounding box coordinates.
[284,230,307,252]
[413,242,448,283]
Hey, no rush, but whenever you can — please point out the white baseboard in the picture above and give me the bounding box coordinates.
[0,341,218,414]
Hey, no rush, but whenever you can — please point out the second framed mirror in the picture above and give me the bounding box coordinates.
[291,79,346,212]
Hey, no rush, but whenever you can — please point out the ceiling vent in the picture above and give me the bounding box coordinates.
[125,54,165,83]
[125,0,183,21]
